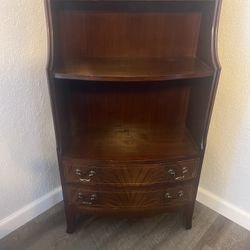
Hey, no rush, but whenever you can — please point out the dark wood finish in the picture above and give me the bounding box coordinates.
[56,11,201,59]
[63,127,199,161]
[64,204,76,233]
[55,57,213,81]
[67,82,191,131]
[54,0,216,2]
[45,0,221,233]
[66,183,194,208]
[63,158,199,186]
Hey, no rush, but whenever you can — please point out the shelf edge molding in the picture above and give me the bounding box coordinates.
[54,57,214,82]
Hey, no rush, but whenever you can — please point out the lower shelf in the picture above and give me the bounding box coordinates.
[63,126,199,161]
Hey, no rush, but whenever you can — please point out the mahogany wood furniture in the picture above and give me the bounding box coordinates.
[45,0,221,233]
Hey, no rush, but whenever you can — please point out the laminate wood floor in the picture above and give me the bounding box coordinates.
[0,202,249,250]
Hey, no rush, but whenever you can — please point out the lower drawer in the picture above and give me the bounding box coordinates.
[66,183,194,210]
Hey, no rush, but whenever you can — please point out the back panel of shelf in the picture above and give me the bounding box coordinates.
[56,11,200,60]
[67,81,190,131]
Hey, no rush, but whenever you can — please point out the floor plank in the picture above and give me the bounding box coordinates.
[0,202,249,250]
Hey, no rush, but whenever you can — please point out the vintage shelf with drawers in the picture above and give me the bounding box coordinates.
[45,0,221,233]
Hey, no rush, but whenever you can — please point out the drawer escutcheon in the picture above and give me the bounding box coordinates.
[77,192,97,205]
[165,190,184,199]
[75,168,96,182]
[167,166,189,181]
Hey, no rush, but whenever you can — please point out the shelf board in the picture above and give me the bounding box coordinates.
[54,0,214,2]
[54,57,213,82]
[63,126,199,161]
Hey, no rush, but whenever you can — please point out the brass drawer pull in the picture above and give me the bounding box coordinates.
[182,167,188,174]
[75,168,96,182]
[175,176,185,181]
[168,167,188,181]
[77,192,97,205]
[165,190,184,199]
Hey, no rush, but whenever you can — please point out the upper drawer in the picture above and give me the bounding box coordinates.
[63,158,199,186]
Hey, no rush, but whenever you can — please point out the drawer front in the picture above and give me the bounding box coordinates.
[63,159,199,186]
[66,183,194,209]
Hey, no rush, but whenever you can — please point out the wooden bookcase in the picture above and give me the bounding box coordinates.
[45,0,221,233]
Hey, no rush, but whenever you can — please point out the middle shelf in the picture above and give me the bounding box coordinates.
[54,57,213,82]
[62,125,199,161]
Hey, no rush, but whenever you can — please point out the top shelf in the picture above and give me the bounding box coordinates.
[53,0,214,2]
[54,57,213,82]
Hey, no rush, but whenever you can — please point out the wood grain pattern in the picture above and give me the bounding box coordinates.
[55,57,213,81]
[56,11,201,60]
[63,127,199,161]
[63,158,199,186]
[66,183,194,209]
[67,82,191,131]
[54,0,216,2]
[61,82,199,161]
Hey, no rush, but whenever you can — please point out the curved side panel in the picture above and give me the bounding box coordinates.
[185,1,222,227]
[201,0,222,150]
[187,0,222,151]
[44,0,62,153]
[44,0,75,233]
[45,0,54,72]
[211,0,222,71]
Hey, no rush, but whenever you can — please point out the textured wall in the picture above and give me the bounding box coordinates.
[0,0,60,220]
[201,0,250,213]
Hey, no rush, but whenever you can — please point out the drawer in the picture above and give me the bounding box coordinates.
[66,183,194,209]
[63,159,199,186]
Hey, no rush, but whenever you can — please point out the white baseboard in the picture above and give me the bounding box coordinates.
[197,187,250,231]
[1,186,249,240]
[0,186,63,240]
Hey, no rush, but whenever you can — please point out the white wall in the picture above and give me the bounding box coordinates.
[0,0,249,239]
[197,0,250,230]
[0,0,61,237]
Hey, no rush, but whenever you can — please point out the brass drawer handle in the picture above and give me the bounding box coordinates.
[165,190,184,199]
[168,167,188,181]
[182,167,188,174]
[175,176,185,181]
[75,169,96,182]
[77,192,97,205]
